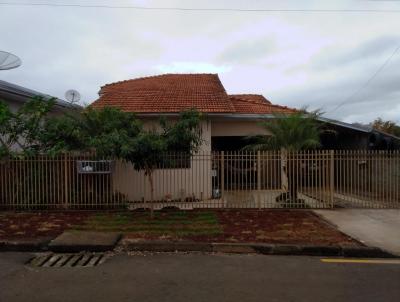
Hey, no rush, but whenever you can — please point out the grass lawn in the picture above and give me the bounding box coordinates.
[72,210,223,238]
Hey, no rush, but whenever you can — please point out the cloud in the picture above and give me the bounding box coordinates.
[313,36,400,70]
[217,38,275,64]
[276,55,400,123]
[1,0,400,123]
[156,61,232,73]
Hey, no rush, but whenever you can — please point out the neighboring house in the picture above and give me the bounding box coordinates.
[0,79,81,115]
[0,79,82,151]
[319,117,400,150]
[91,73,399,151]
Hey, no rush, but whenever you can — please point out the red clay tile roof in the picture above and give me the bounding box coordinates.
[91,74,297,114]
[91,74,235,113]
[229,94,297,114]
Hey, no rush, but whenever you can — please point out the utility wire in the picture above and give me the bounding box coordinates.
[3,2,400,113]
[1,2,400,13]
[330,44,400,113]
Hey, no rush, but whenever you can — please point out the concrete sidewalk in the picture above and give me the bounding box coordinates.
[314,209,400,256]
[48,231,121,252]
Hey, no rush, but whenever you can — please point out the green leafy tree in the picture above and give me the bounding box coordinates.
[39,113,83,156]
[0,101,14,159]
[372,118,400,137]
[160,109,204,152]
[0,96,55,158]
[244,110,323,204]
[124,109,203,217]
[41,107,143,157]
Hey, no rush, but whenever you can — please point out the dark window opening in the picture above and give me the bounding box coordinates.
[211,136,259,151]
[158,153,191,169]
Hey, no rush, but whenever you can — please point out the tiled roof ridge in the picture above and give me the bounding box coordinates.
[229,94,297,113]
[101,73,220,90]
[229,94,293,109]
[229,94,271,105]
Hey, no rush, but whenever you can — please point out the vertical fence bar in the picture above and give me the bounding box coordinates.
[257,151,261,209]
[396,151,398,206]
[396,151,399,206]
[388,151,392,208]
[330,150,335,209]
[217,151,225,205]
[63,154,69,209]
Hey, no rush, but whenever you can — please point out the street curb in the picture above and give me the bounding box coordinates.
[1,238,397,258]
[0,238,51,252]
[47,232,123,253]
[121,241,399,258]
[123,241,213,252]
[48,244,117,253]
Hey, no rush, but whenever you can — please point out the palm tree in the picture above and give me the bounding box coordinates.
[244,110,323,204]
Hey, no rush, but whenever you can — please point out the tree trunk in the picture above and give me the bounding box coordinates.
[287,153,299,203]
[280,148,288,191]
[281,149,298,204]
[146,169,155,219]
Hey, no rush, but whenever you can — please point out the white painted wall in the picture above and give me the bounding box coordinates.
[112,153,214,202]
[113,119,213,201]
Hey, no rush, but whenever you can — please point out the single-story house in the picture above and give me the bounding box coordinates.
[89,73,374,203]
[91,73,399,151]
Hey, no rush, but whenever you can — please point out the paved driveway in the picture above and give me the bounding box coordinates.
[314,209,400,256]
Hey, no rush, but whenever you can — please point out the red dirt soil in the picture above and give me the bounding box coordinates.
[0,212,91,240]
[210,210,360,246]
[125,210,361,247]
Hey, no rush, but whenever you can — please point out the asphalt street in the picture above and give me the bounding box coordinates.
[0,252,399,302]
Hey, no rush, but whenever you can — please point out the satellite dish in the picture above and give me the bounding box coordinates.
[65,89,81,103]
[0,51,22,70]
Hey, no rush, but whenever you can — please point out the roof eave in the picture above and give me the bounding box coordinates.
[317,117,371,133]
[0,80,82,110]
[135,112,277,119]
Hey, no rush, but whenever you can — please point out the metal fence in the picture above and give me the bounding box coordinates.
[0,150,399,210]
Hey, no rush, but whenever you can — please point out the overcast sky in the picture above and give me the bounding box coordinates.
[1,0,400,124]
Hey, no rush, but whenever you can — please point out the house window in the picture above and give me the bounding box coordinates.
[158,153,191,169]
